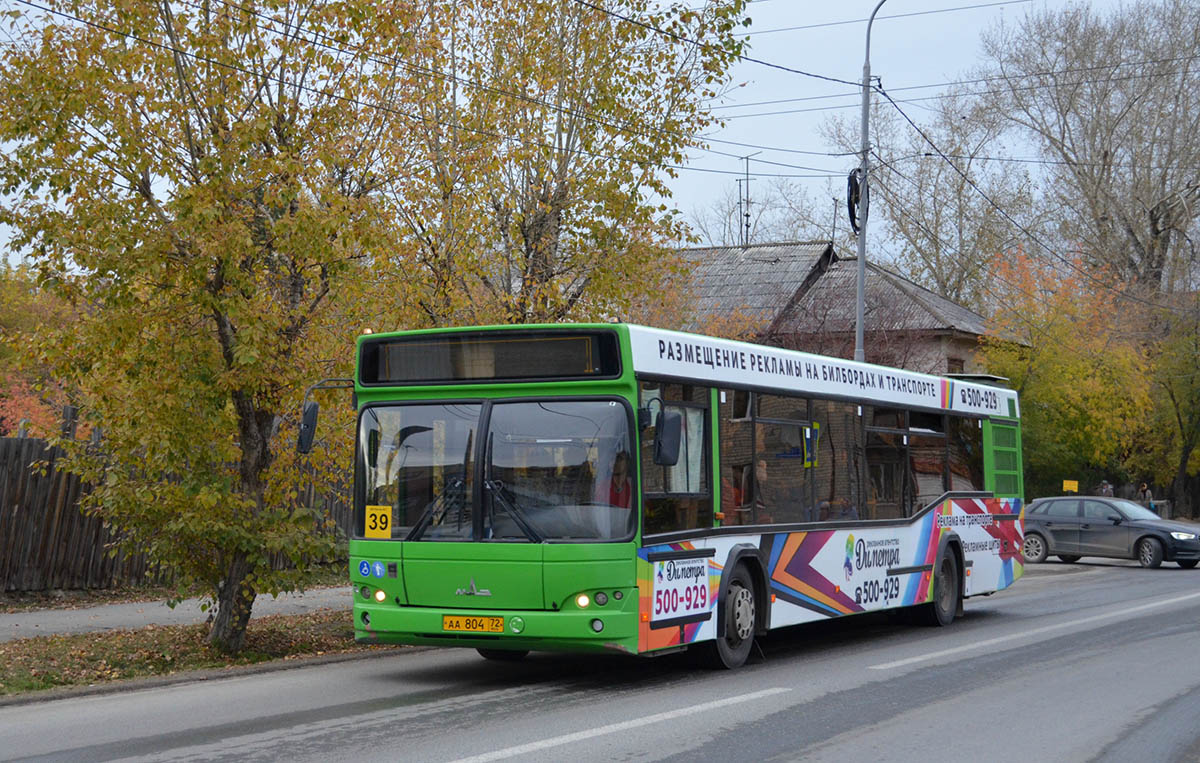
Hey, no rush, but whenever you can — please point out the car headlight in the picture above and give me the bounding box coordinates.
[1170,531,1197,541]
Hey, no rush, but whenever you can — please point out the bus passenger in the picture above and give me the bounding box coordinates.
[608,451,632,508]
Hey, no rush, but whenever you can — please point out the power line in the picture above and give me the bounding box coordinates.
[875,87,1192,316]
[717,60,1200,121]
[710,53,1200,113]
[891,152,1199,172]
[567,0,862,88]
[748,0,1032,36]
[869,150,1061,314]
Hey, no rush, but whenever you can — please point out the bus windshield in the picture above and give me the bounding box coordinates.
[357,400,635,542]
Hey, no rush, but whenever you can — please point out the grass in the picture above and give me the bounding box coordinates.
[0,608,401,697]
[0,563,398,698]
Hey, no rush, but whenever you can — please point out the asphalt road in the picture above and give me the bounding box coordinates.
[3,559,1199,763]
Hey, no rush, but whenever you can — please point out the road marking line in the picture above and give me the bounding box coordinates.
[448,687,791,763]
[870,591,1200,670]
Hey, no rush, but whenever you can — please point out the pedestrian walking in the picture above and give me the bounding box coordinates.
[1136,482,1155,513]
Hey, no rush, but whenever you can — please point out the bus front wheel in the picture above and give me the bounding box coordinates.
[706,565,756,669]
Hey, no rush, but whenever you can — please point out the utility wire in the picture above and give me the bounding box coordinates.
[869,150,1067,319]
[567,0,862,88]
[711,53,1200,112]
[749,0,1032,36]
[718,61,1200,120]
[875,87,1193,316]
[892,152,1199,172]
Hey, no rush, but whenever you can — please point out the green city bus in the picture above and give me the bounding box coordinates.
[299,323,1024,668]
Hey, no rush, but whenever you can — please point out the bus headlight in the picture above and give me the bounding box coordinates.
[594,591,608,606]
[576,594,590,609]
[374,589,387,602]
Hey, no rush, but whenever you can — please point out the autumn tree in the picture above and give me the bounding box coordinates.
[0,265,70,436]
[0,0,418,652]
[1129,297,1200,517]
[980,253,1151,497]
[978,0,1200,291]
[377,0,749,326]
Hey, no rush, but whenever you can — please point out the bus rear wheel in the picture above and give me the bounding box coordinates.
[922,552,960,627]
[476,648,529,662]
[706,565,756,669]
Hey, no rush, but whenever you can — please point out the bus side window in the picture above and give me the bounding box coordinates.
[718,389,753,526]
[640,382,712,534]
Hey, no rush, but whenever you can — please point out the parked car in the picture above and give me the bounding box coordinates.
[1023,496,1200,569]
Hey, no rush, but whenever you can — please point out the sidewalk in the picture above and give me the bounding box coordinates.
[0,586,352,642]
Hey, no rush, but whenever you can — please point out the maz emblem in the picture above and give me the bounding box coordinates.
[455,578,492,597]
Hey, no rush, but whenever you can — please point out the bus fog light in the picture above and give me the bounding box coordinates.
[361,611,370,627]
[590,618,604,633]
[576,594,590,609]
[374,589,387,603]
[594,592,608,606]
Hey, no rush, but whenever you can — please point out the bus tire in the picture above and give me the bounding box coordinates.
[476,648,529,662]
[706,564,756,669]
[922,551,960,627]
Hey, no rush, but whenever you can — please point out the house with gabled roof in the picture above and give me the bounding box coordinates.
[682,241,994,376]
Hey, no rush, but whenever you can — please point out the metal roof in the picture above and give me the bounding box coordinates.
[772,258,989,337]
[681,241,833,330]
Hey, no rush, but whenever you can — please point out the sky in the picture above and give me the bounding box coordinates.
[666,0,1126,241]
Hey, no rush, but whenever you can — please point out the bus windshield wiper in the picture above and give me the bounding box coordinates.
[484,479,543,543]
[407,476,467,541]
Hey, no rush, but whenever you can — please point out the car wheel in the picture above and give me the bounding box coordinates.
[476,648,529,662]
[1022,533,1048,564]
[1137,537,1164,569]
[1178,560,1198,569]
[705,564,756,669]
[1057,555,1080,563]
[922,552,961,627]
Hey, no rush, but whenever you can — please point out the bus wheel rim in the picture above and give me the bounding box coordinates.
[731,586,754,641]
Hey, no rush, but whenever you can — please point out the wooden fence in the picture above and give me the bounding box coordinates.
[0,436,352,593]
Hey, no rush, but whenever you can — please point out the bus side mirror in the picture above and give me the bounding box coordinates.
[297,400,319,454]
[653,409,682,466]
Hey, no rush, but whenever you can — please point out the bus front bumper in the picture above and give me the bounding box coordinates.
[353,601,640,655]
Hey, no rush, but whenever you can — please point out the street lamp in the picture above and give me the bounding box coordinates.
[854,0,888,363]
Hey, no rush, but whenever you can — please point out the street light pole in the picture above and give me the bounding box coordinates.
[855,0,888,363]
